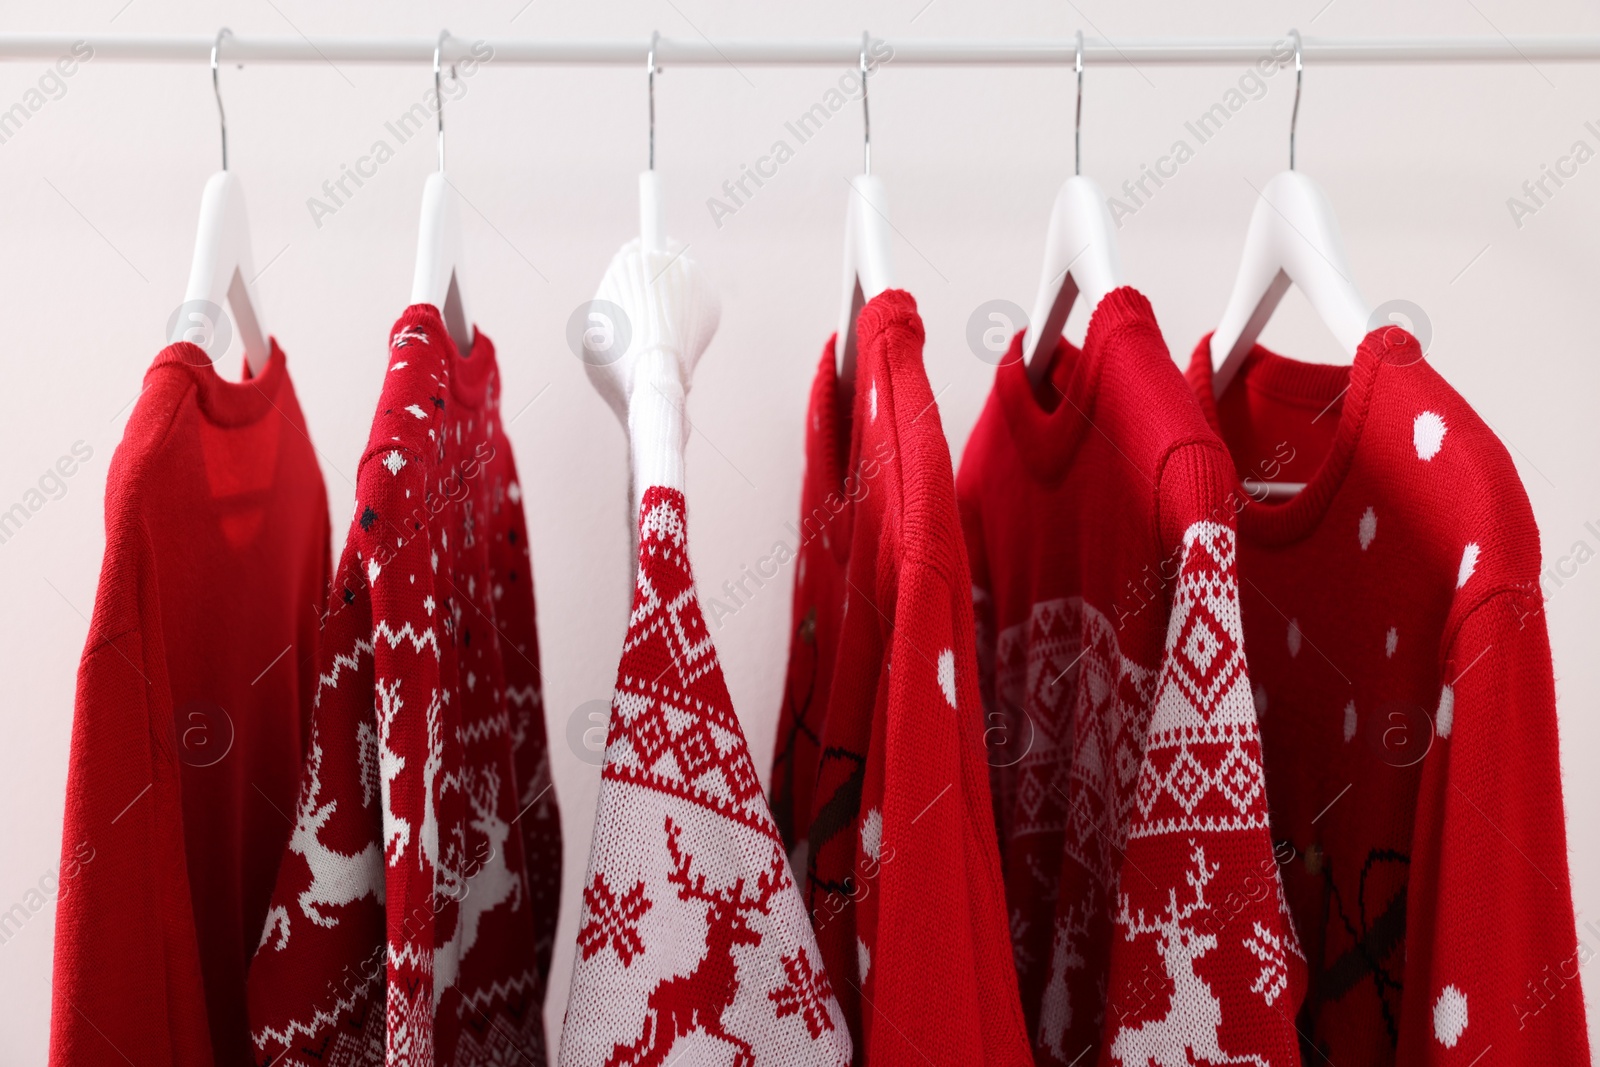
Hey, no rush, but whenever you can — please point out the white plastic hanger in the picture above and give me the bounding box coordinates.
[171,28,270,377]
[410,30,474,355]
[1020,31,1124,387]
[1211,30,1370,501]
[835,32,895,395]
[1211,30,1370,395]
[583,33,721,546]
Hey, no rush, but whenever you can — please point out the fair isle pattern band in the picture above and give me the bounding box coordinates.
[1130,521,1270,841]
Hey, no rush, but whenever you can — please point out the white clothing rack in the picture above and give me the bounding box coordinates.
[4,34,1600,67]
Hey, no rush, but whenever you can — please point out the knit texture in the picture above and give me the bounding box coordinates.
[560,486,850,1067]
[768,340,851,856]
[247,305,562,1066]
[583,236,720,524]
[776,290,1033,1064]
[957,288,1305,1065]
[50,342,330,1067]
[1186,329,1591,1064]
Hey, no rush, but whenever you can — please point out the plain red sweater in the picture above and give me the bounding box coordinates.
[247,306,562,1066]
[1186,329,1591,1064]
[778,290,1032,1064]
[51,342,330,1066]
[956,289,1304,1066]
[768,339,852,863]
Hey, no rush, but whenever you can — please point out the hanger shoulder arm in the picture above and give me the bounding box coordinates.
[1211,171,1370,392]
[176,170,270,372]
[836,175,895,382]
[411,171,474,353]
[1022,176,1124,374]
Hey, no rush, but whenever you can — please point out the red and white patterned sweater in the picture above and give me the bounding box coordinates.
[247,305,562,1066]
[775,290,1033,1064]
[957,289,1305,1065]
[560,486,851,1066]
[1186,329,1591,1064]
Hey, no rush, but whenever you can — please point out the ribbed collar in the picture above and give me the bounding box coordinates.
[816,289,926,565]
[1187,327,1419,545]
[148,337,288,427]
[995,286,1164,485]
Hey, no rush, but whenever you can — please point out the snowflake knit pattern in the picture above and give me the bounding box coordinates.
[247,305,562,1067]
[560,486,851,1067]
[958,289,1305,1066]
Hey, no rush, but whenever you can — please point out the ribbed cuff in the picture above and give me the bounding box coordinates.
[626,348,688,521]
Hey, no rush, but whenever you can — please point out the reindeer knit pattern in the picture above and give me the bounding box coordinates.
[957,289,1305,1065]
[561,486,851,1067]
[771,291,1032,1064]
[247,305,562,1067]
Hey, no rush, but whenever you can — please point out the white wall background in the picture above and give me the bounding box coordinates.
[1,0,1596,1059]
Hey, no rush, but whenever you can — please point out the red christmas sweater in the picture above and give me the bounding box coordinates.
[1185,329,1591,1064]
[773,290,1032,1064]
[956,289,1306,1066]
[51,342,329,1067]
[560,485,851,1066]
[768,340,852,858]
[247,305,562,1066]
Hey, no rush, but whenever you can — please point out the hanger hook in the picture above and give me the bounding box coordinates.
[860,31,872,175]
[434,30,450,173]
[1288,28,1302,170]
[1074,30,1084,177]
[211,28,231,171]
[647,31,659,171]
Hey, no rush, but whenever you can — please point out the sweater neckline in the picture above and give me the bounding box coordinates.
[1188,327,1414,546]
[817,288,926,565]
[995,286,1155,485]
[149,337,288,427]
[397,303,495,409]
[452,324,495,410]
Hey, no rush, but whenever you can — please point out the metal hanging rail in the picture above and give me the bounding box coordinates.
[3,34,1600,66]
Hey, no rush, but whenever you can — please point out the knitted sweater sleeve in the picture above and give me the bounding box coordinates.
[247,439,439,1062]
[863,558,1033,1066]
[246,540,389,1062]
[365,444,447,1054]
[49,573,214,1067]
[488,446,562,993]
[1398,586,1591,1062]
[1097,440,1306,1065]
[957,489,1007,841]
[769,527,821,852]
[49,383,215,1067]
